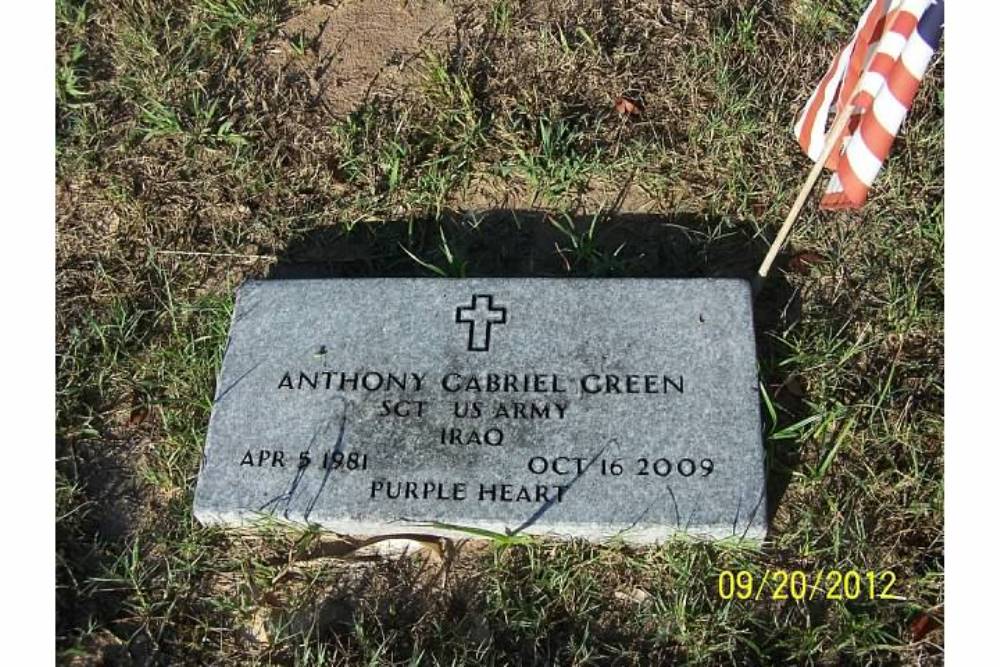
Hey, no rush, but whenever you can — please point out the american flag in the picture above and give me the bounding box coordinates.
[793,0,944,210]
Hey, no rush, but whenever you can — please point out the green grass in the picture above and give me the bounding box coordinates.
[56,0,943,663]
[502,114,605,204]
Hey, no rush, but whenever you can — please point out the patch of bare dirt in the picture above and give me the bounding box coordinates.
[61,437,163,544]
[63,629,129,667]
[268,0,456,116]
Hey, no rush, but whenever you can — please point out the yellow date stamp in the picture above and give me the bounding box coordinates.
[717,570,903,601]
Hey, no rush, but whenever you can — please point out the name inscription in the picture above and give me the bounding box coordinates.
[236,365,709,509]
[277,370,685,395]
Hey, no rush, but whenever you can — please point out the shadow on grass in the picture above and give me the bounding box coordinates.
[264,209,805,527]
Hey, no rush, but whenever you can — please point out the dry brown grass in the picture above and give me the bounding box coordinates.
[57,1,943,663]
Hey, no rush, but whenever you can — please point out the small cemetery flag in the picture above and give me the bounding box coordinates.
[793,0,944,209]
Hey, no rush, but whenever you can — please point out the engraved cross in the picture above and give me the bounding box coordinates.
[456,294,507,352]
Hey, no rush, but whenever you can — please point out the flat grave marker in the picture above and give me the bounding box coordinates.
[193,278,767,543]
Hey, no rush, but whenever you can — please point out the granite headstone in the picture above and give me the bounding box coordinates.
[193,278,767,543]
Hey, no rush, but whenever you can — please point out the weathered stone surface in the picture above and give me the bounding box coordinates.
[193,278,767,543]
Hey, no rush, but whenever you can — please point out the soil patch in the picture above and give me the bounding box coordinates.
[269,0,456,116]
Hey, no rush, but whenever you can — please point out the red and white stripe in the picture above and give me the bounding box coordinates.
[793,0,941,209]
[793,0,891,165]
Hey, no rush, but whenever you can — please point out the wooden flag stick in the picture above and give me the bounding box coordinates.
[756,103,856,281]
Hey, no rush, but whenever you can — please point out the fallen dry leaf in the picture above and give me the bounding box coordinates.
[614,587,651,604]
[348,536,445,561]
[127,405,149,427]
[910,607,942,641]
[614,95,641,115]
[244,608,271,646]
[125,390,149,427]
[787,250,829,274]
[292,533,447,564]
